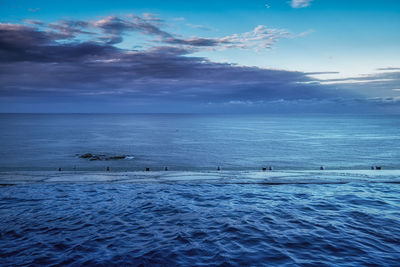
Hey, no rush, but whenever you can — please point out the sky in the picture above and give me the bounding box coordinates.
[0,0,399,113]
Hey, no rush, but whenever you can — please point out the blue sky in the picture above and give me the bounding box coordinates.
[0,0,399,112]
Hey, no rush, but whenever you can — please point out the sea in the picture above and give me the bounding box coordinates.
[0,114,399,266]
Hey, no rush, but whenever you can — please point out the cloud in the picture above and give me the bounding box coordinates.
[162,25,291,51]
[162,25,292,51]
[48,20,93,38]
[305,71,340,75]
[173,17,185,21]
[296,29,315,37]
[0,21,344,106]
[219,25,290,50]
[377,67,400,71]
[15,15,297,52]
[92,15,172,38]
[20,14,173,46]
[0,23,119,62]
[28,8,40,12]
[290,0,313,8]
[186,24,212,31]
[23,19,44,26]
[90,16,293,51]
[0,23,72,49]
[1,15,395,113]
[309,69,400,98]
[164,37,222,47]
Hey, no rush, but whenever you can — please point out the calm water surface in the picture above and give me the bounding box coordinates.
[0,114,399,171]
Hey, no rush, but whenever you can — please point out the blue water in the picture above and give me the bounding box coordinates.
[0,114,399,171]
[1,182,399,266]
[1,114,400,266]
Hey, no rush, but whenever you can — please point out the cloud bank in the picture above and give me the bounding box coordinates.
[0,14,398,113]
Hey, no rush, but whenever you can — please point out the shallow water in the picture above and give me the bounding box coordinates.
[1,181,399,266]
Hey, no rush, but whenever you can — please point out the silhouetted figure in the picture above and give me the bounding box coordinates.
[217,166,220,171]
[146,167,150,171]
[371,166,375,170]
[58,167,62,172]
[106,166,110,171]
[164,166,168,171]
[320,166,324,170]
[376,166,382,170]
[269,166,273,171]
[262,167,267,171]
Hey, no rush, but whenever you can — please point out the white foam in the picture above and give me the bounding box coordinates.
[0,169,399,184]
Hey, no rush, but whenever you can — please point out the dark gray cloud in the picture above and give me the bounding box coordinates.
[0,23,119,63]
[0,22,332,100]
[23,14,173,46]
[164,37,223,47]
[0,19,396,113]
[0,24,65,47]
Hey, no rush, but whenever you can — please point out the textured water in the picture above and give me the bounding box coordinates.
[1,114,399,266]
[1,181,399,266]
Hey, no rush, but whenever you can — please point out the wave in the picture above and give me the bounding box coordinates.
[0,169,399,185]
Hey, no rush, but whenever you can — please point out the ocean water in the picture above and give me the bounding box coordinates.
[0,113,399,171]
[1,114,400,266]
[1,182,399,266]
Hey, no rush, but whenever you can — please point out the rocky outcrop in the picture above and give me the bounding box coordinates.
[107,155,127,160]
[78,153,133,161]
[80,153,94,159]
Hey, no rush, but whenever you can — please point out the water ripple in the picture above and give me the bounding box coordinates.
[1,183,399,266]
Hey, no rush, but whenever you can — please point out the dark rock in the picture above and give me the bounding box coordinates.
[79,153,132,161]
[89,155,103,161]
[106,155,126,160]
[80,153,93,159]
